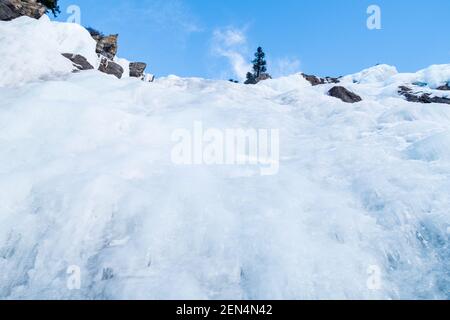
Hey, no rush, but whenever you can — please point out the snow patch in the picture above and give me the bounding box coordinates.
[406,131,450,161]
[0,16,97,87]
[343,64,398,84]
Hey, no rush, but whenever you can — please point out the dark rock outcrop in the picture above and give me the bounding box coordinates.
[86,30,123,78]
[0,0,46,21]
[129,62,147,78]
[91,34,118,60]
[398,86,450,105]
[62,53,94,71]
[436,83,450,91]
[244,72,271,85]
[99,57,123,79]
[302,74,322,86]
[244,74,257,85]
[86,28,152,81]
[302,73,340,86]
[86,28,118,60]
[328,86,362,103]
[256,73,272,82]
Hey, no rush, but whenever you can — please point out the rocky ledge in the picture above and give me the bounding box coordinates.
[62,53,94,71]
[0,0,46,21]
[398,86,450,105]
[302,73,340,86]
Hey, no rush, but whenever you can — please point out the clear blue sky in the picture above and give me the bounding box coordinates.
[53,0,450,80]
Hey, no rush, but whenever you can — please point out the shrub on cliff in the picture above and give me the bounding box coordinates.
[37,0,60,17]
[86,27,104,38]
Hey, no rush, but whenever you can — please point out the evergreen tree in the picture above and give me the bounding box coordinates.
[252,47,267,78]
[37,0,61,17]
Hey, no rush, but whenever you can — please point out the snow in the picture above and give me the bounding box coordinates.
[0,16,98,87]
[0,17,449,300]
[114,57,131,79]
[406,131,450,161]
[414,64,450,88]
[343,64,399,84]
[343,64,450,90]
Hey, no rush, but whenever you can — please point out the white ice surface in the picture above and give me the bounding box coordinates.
[0,18,449,300]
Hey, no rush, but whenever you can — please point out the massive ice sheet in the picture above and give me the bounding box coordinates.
[0,17,449,300]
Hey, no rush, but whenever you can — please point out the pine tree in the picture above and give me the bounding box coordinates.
[252,47,267,78]
[37,0,61,17]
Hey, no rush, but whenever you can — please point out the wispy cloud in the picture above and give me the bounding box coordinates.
[271,57,302,77]
[211,27,252,81]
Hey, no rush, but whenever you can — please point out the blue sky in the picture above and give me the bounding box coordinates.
[53,0,450,80]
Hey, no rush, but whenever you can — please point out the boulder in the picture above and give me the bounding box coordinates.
[302,73,340,86]
[92,34,118,60]
[328,86,362,103]
[0,0,46,21]
[129,62,147,78]
[62,53,94,71]
[98,57,123,79]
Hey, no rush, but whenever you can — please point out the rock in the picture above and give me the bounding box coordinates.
[398,86,412,93]
[0,1,16,20]
[91,34,118,60]
[436,83,450,91]
[302,74,322,86]
[302,73,340,86]
[430,96,450,104]
[98,57,123,79]
[0,0,46,21]
[129,62,147,78]
[324,76,340,84]
[328,86,362,103]
[256,73,272,82]
[244,72,271,85]
[61,53,94,71]
[398,86,425,103]
[398,86,450,105]
[244,73,257,85]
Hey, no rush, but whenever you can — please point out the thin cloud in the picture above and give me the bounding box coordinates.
[211,27,252,81]
[271,57,302,77]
